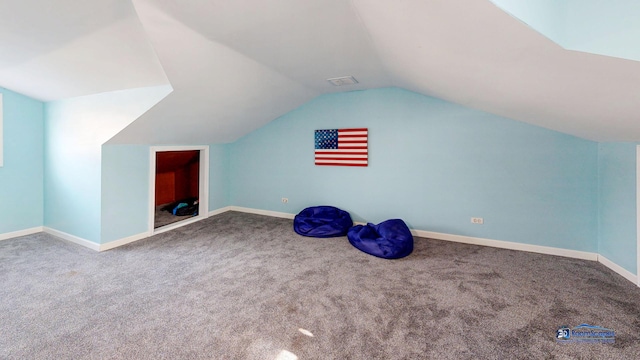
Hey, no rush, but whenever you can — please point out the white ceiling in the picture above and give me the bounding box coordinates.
[353,0,640,142]
[1,0,639,143]
[0,0,168,101]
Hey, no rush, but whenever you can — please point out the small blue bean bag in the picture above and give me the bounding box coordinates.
[347,219,413,259]
[294,206,353,238]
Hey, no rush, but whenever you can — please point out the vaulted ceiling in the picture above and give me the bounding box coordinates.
[0,0,168,100]
[1,0,639,143]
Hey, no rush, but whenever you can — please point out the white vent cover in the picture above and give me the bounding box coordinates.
[327,76,358,86]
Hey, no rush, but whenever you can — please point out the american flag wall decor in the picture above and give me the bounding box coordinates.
[314,128,368,167]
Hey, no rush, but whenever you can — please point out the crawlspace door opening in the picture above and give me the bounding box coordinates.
[153,149,203,230]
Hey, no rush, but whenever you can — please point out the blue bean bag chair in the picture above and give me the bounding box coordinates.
[347,219,413,259]
[294,206,353,238]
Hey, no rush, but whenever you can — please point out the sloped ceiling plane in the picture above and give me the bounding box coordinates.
[1,0,639,144]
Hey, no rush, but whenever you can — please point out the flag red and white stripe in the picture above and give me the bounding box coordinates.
[314,128,368,167]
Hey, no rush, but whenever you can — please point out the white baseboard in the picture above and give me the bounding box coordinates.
[208,206,233,217]
[228,208,598,260]
[152,213,209,235]
[43,227,100,251]
[44,228,149,252]
[31,207,640,288]
[228,207,640,286]
[227,206,295,219]
[102,209,221,251]
[100,232,149,251]
[0,226,44,241]
[412,229,598,261]
[598,254,638,284]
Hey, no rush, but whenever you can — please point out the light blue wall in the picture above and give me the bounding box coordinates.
[229,88,599,252]
[598,143,637,274]
[209,144,230,211]
[101,145,150,243]
[489,0,566,43]
[3,83,635,273]
[563,0,640,62]
[491,0,640,62]
[44,86,171,243]
[0,88,44,234]
[99,143,229,244]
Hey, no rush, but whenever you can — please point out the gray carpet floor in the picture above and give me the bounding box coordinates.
[1,211,639,359]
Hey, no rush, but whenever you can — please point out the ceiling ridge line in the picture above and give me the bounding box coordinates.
[347,0,398,87]
[129,0,173,92]
[132,0,320,98]
[200,36,321,98]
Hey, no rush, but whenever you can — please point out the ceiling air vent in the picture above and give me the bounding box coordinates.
[327,76,358,86]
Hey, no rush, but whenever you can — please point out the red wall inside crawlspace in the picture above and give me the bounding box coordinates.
[155,150,200,206]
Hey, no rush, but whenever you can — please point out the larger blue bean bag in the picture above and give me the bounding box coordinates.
[294,206,353,238]
[347,219,413,259]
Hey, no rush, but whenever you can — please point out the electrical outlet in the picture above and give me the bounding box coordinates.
[281,198,288,204]
[471,217,484,224]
